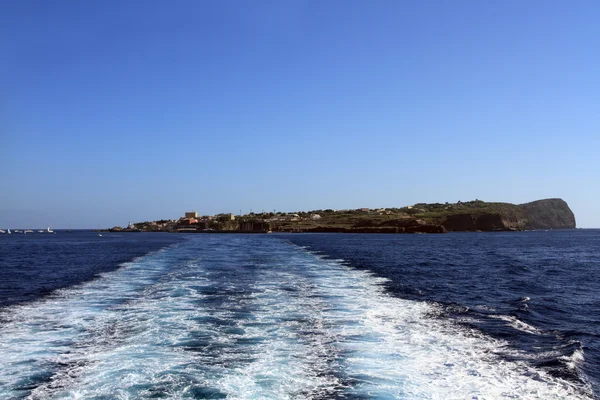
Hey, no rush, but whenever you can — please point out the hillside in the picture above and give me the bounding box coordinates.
[520,198,576,229]
[272,198,576,233]
[122,198,576,234]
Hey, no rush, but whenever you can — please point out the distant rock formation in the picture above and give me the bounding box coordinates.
[403,219,448,233]
[376,219,447,233]
[520,198,576,230]
[441,198,575,231]
[442,213,518,231]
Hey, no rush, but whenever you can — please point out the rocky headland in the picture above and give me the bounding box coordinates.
[272,198,576,233]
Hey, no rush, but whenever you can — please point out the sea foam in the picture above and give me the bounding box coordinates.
[0,236,593,399]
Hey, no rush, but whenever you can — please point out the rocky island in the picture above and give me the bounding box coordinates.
[111,198,575,234]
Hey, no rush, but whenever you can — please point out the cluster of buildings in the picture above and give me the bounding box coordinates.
[180,211,235,225]
[112,211,261,233]
[111,207,397,234]
[174,211,238,231]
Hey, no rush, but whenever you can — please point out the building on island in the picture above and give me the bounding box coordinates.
[217,213,235,221]
[185,211,198,219]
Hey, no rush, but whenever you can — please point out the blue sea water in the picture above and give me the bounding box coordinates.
[0,230,598,399]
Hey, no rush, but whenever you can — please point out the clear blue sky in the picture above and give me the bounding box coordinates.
[1,1,599,228]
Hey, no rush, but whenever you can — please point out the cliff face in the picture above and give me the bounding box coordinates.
[519,198,576,229]
[442,212,525,231]
[290,219,447,234]
[377,219,447,233]
[441,198,575,231]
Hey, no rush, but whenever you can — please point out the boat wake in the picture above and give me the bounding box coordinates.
[0,236,593,399]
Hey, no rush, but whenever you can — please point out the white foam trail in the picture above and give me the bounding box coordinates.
[489,314,542,334]
[0,245,199,399]
[281,250,593,399]
[0,236,593,399]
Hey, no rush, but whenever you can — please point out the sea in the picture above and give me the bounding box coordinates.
[0,230,598,399]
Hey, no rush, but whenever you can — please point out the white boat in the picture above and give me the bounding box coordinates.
[47,227,54,233]
[38,230,44,233]
[0,229,5,234]
[98,233,103,237]
[24,229,33,234]
[14,229,22,233]
[7,229,11,234]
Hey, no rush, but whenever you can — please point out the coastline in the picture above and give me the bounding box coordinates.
[101,198,576,235]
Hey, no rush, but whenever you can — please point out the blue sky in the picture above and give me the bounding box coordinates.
[1,1,599,228]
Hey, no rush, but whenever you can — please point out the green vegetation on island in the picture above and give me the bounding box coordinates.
[107,198,575,234]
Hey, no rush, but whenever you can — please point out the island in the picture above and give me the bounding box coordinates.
[107,198,576,234]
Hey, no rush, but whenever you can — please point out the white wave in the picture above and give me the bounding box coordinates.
[562,349,586,371]
[0,236,594,399]
[489,314,542,334]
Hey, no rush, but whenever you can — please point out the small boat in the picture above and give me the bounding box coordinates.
[7,229,11,234]
[38,230,44,233]
[14,229,22,233]
[47,227,54,234]
[98,233,103,237]
[0,229,5,234]
[24,229,33,234]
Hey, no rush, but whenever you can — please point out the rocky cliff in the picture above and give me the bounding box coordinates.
[520,198,576,229]
[441,198,575,231]
[442,212,524,231]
